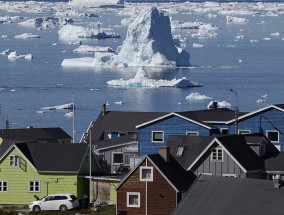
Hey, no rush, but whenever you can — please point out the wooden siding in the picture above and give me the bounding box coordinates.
[229,108,284,150]
[0,148,90,204]
[192,144,245,178]
[117,159,177,215]
[138,115,212,155]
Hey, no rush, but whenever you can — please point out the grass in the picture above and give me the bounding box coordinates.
[0,205,115,215]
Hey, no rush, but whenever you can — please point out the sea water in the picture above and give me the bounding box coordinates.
[0,2,284,141]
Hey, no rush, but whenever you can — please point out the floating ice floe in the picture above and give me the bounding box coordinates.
[226,16,249,24]
[18,17,74,30]
[0,15,23,24]
[73,45,114,53]
[271,32,280,36]
[107,67,201,88]
[8,51,32,60]
[14,33,40,39]
[0,49,11,55]
[185,92,212,101]
[64,112,73,118]
[41,103,74,110]
[257,99,266,103]
[207,101,231,109]
[58,24,120,40]
[192,43,204,48]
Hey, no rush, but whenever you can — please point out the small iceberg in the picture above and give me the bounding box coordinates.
[14,33,40,39]
[41,103,74,110]
[0,49,11,55]
[226,16,249,24]
[107,67,201,88]
[58,24,120,40]
[73,45,114,53]
[185,92,212,101]
[8,51,33,60]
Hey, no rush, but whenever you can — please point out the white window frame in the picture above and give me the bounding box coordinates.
[152,131,164,143]
[9,155,20,167]
[221,128,228,134]
[266,130,279,143]
[223,174,236,177]
[175,146,184,157]
[140,166,153,182]
[112,152,124,165]
[123,154,132,166]
[238,130,251,135]
[29,180,40,192]
[186,131,199,136]
[211,148,223,162]
[127,192,140,208]
[0,181,8,192]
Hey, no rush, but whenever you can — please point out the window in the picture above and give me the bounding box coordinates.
[221,128,228,134]
[29,180,40,192]
[223,174,236,177]
[140,167,153,181]
[9,155,19,166]
[112,152,123,165]
[186,131,199,136]
[238,130,251,135]
[127,192,140,208]
[152,131,164,142]
[124,154,132,166]
[211,148,223,162]
[0,181,8,192]
[175,146,184,157]
[267,130,279,143]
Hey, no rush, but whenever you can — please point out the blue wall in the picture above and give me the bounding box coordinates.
[138,115,214,155]
[227,108,284,151]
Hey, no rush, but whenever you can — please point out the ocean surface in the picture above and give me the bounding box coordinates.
[0,1,284,142]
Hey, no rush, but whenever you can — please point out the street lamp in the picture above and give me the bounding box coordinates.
[6,108,22,129]
[230,89,239,134]
[84,129,93,206]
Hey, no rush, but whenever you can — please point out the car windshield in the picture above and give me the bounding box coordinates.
[70,195,77,200]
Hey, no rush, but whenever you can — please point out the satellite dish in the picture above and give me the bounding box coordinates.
[0,137,3,145]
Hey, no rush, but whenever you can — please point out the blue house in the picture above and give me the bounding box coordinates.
[136,112,220,155]
[226,104,284,151]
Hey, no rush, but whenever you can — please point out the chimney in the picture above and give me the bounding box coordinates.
[212,101,218,109]
[102,103,106,116]
[159,146,170,163]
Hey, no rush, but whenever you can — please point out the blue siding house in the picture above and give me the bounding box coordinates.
[226,104,284,151]
[136,113,219,155]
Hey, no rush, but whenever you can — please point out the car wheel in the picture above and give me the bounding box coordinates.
[59,205,68,211]
[33,205,41,212]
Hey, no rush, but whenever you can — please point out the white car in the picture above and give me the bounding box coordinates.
[29,194,79,212]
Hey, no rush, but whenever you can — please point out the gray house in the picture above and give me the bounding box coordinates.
[172,174,284,215]
[167,134,266,178]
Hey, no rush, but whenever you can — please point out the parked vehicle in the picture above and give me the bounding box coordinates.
[29,194,79,212]
[113,165,130,175]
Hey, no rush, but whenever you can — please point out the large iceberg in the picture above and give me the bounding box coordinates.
[112,7,190,67]
[61,7,190,68]
[107,67,201,88]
